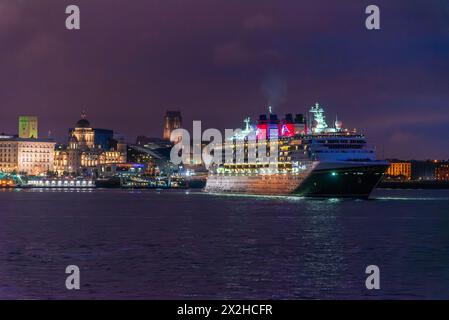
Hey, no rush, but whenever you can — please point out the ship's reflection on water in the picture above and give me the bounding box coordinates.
[0,188,448,299]
[0,188,95,193]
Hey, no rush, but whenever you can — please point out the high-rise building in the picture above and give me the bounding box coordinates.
[19,116,38,139]
[163,111,182,140]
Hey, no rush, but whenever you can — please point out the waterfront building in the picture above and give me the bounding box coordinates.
[19,116,38,139]
[136,136,173,148]
[127,144,172,176]
[411,160,439,180]
[97,163,147,178]
[163,111,182,140]
[0,137,55,175]
[54,146,71,174]
[69,112,95,149]
[54,113,126,176]
[435,162,449,181]
[386,161,412,180]
[93,128,114,150]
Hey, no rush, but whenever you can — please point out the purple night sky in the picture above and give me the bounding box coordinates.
[0,0,448,159]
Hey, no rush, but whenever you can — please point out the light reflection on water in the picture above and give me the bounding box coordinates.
[207,189,449,202]
[0,188,448,299]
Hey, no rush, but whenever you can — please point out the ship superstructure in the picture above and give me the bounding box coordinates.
[205,103,388,198]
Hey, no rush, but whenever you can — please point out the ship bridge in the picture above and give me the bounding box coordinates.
[308,135,376,162]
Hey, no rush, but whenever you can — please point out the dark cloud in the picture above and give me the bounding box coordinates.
[0,0,448,159]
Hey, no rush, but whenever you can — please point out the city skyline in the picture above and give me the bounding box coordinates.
[1,0,448,159]
[1,109,448,162]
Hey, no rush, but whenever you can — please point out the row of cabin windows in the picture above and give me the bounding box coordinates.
[316,140,366,144]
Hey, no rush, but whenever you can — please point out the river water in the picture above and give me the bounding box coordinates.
[0,188,448,299]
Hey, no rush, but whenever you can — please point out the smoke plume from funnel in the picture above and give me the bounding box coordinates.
[261,74,287,110]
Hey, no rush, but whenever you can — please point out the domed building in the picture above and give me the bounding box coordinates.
[53,112,127,176]
[70,112,95,150]
[76,118,90,128]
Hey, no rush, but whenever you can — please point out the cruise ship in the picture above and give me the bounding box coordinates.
[205,103,389,198]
